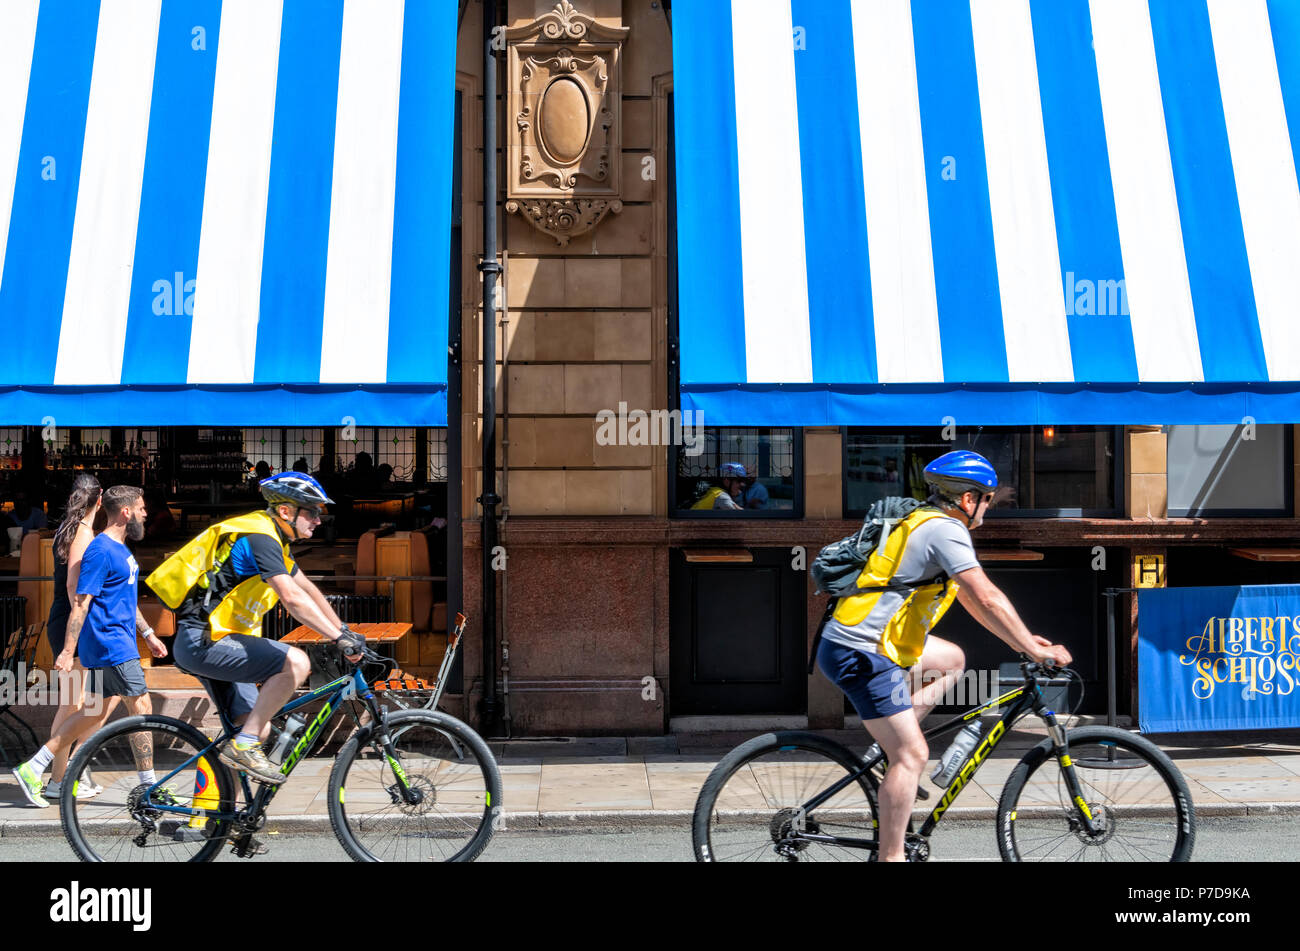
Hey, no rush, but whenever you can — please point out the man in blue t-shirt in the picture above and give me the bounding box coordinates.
[10,485,167,808]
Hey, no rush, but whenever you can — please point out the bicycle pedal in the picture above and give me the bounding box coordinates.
[915,785,930,801]
[230,837,269,858]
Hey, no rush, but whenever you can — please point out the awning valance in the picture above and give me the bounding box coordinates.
[0,0,457,425]
[673,0,1300,425]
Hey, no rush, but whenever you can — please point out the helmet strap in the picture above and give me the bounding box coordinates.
[268,503,302,540]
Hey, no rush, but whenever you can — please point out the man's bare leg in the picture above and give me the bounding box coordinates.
[49,665,86,779]
[863,709,928,862]
[910,636,966,724]
[122,692,154,774]
[240,648,311,743]
[44,698,117,783]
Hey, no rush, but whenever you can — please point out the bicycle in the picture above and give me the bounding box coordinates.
[59,614,502,862]
[692,659,1196,862]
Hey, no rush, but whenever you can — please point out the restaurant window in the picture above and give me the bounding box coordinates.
[1166,424,1292,517]
[428,428,449,482]
[78,428,112,453]
[374,427,418,481]
[672,427,803,517]
[285,428,324,473]
[845,426,1119,518]
[0,428,24,466]
[243,428,284,473]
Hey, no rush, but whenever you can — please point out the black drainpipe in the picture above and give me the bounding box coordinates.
[478,0,502,736]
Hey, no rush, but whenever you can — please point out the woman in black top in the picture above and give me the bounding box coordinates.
[43,475,104,799]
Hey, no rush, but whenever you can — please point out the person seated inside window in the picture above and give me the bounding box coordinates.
[690,462,748,511]
[9,491,48,534]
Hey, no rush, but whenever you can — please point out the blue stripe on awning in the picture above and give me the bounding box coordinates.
[0,0,456,425]
[0,385,445,427]
[681,383,1300,427]
[0,1,99,385]
[387,0,457,386]
[673,0,1300,425]
[912,0,1008,384]
[792,0,877,385]
[1150,0,1268,382]
[673,0,747,387]
[121,0,221,385]
[1030,0,1139,383]
[254,0,344,386]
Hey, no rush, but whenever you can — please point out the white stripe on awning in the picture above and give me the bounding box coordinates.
[55,0,161,386]
[1090,0,1202,383]
[731,0,812,384]
[0,0,38,302]
[851,0,943,384]
[1208,0,1300,383]
[188,0,284,385]
[320,0,405,385]
[970,0,1072,383]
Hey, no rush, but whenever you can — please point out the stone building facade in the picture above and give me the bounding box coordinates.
[447,0,1300,736]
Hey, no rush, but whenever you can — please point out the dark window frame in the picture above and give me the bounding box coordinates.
[669,428,806,520]
[1166,424,1294,518]
[842,425,1125,520]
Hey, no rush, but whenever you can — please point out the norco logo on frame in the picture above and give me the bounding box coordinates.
[49,882,152,931]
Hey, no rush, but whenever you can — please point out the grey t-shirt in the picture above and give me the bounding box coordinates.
[820,514,979,657]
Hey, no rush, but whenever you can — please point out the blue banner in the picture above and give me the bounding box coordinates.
[1138,585,1300,733]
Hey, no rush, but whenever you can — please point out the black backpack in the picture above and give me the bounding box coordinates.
[807,496,947,673]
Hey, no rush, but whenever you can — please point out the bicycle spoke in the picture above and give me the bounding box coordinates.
[1003,731,1192,863]
[696,738,878,863]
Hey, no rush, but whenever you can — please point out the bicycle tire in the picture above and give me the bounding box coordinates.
[693,731,879,863]
[61,715,236,863]
[996,726,1195,862]
[327,710,501,862]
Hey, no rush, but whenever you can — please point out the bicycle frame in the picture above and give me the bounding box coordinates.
[791,670,1102,852]
[138,664,392,826]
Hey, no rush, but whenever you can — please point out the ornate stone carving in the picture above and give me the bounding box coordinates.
[504,197,624,247]
[506,2,628,245]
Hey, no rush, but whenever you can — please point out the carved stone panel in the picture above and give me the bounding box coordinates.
[506,1,629,246]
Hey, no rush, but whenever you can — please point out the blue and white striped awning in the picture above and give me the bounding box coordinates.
[673,0,1300,425]
[0,0,457,425]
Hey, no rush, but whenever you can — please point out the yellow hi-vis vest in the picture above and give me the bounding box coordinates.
[145,511,295,641]
[690,487,729,510]
[830,507,961,668]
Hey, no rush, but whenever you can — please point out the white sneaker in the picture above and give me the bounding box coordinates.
[46,773,103,800]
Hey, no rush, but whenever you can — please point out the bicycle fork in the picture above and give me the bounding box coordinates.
[370,716,422,807]
[1044,711,1104,837]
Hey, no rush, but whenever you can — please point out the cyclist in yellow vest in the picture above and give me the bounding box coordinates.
[816,451,1072,863]
[148,472,365,785]
[690,462,746,510]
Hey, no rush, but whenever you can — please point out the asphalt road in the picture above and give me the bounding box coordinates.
[5,815,1299,862]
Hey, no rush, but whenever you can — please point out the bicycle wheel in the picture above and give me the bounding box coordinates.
[997,726,1195,862]
[693,732,879,862]
[327,710,501,862]
[61,715,236,863]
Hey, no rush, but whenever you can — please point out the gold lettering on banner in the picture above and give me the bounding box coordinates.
[1180,613,1300,700]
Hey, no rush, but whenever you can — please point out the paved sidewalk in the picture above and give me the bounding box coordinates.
[4,725,1300,836]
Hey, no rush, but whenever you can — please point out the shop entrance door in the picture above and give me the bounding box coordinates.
[669,548,806,715]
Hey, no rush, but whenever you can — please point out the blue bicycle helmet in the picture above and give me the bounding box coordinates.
[924,451,998,501]
[260,471,334,509]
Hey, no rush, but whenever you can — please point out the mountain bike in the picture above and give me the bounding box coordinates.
[692,659,1195,862]
[59,618,501,862]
